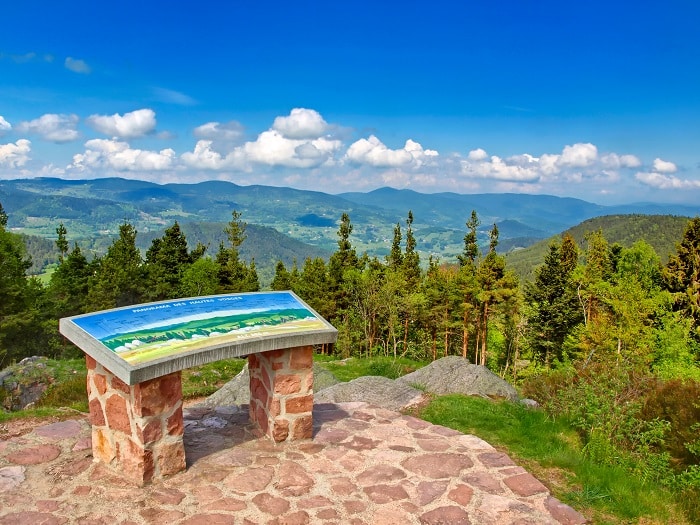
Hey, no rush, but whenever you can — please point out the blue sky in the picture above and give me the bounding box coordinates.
[1,0,699,205]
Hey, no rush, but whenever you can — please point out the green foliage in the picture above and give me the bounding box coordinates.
[420,394,686,524]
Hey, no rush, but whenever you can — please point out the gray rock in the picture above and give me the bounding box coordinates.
[520,398,540,409]
[197,362,340,408]
[397,356,519,401]
[314,376,427,412]
[0,356,52,411]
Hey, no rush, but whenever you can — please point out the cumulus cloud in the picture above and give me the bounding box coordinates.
[652,158,677,173]
[272,108,329,139]
[0,116,11,134]
[345,135,437,168]
[70,138,175,172]
[243,130,341,168]
[601,153,642,169]
[16,114,79,143]
[635,171,700,190]
[86,109,156,138]
[460,153,540,182]
[0,139,31,168]
[193,121,244,142]
[468,148,488,161]
[65,57,91,74]
[184,110,342,170]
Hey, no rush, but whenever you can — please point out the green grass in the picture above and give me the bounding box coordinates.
[420,394,690,525]
[314,355,427,382]
[181,357,247,399]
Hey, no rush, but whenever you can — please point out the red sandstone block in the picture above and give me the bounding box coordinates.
[138,419,163,445]
[272,418,290,442]
[248,353,259,369]
[92,427,115,463]
[85,355,97,370]
[105,394,132,434]
[302,371,314,394]
[289,346,313,370]
[88,398,106,427]
[290,415,313,440]
[120,438,154,485]
[268,398,281,417]
[271,361,284,371]
[273,374,302,395]
[133,372,183,417]
[156,441,186,478]
[264,349,287,361]
[285,394,313,414]
[92,371,108,396]
[111,375,132,395]
[167,407,184,437]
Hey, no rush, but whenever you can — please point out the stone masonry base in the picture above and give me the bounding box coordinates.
[84,346,315,484]
[248,345,314,442]
[85,356,186,485]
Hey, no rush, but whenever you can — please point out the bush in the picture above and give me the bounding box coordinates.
[641,378,700,469]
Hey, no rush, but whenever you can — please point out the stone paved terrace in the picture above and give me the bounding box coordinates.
[0,402,588,524]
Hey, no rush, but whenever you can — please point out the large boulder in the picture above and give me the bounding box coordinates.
[397,356,519,401]
[197,362,340,408]
[0,356,52,411]
[314,376,426,412]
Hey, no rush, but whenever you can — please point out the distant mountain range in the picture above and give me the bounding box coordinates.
[1,177,698,281]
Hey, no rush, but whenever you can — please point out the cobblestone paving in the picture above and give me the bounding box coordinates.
[0,402,587,524]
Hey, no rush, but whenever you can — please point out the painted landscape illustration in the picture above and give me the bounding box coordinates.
[70,292,330,366]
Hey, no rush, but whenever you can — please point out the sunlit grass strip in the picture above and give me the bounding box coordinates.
[419,394,687,525]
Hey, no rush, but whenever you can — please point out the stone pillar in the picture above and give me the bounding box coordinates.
[248,345,314,442]
[85,355,186,485]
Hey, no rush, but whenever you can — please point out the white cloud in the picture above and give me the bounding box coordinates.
[16,114,79,143]
[181,140,230,170]
[193,121,244,142]
[70,138,175,172]
[601,153,641,169]
[152,87,197,106]
[65,57,91,74]
[635,171,700,190]
[272,108,329,139]
[0,139,31,168]
[345,135,438,168]
[243,130,341,168]
[86,109,156,138]
[559,142,598,168]
[0,116,11,134]
[460,154,540,182]
[652,158,677,173]
[468,148,488,161]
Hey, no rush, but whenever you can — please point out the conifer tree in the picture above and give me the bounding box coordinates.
[664,217,700,342]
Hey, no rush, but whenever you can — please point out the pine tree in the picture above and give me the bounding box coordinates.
[525,236,582,365]
[216,210,258,293]
[0,201,7,228]
[55,223,69,263]
[458,210,480,271]
[86,223,144,310]
[664,217,700,342]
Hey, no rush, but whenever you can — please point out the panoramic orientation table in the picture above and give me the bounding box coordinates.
[59,291,338,484]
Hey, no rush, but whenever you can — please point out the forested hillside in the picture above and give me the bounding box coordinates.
[506,214,692,282]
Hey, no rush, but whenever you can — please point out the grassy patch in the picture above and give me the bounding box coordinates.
[419,394,689,524]
[314,355,427,382]
[181,357,247,399]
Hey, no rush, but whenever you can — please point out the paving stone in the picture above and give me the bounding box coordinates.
[420,505,471,524]
[448,484,474,506]
[179,515,237,525]
[202,497,247,512]
[478,451,517,468]
[363,483,410,503]
[33,420,84,440]
[416,480,449,505]
[150,487,186,505]
[544,496,589,524]
[276,460,315,495]
[463,471,504,493]
[0,465,25,491]
[0,512,68,525]
[224,466,274,492]
[504,472,550,497]
[6,444,61,465]
[357,464,406,486]
[138,508,186,524]
[252,492,291,515]
[401,452,473,478]
[268,510,310,525]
